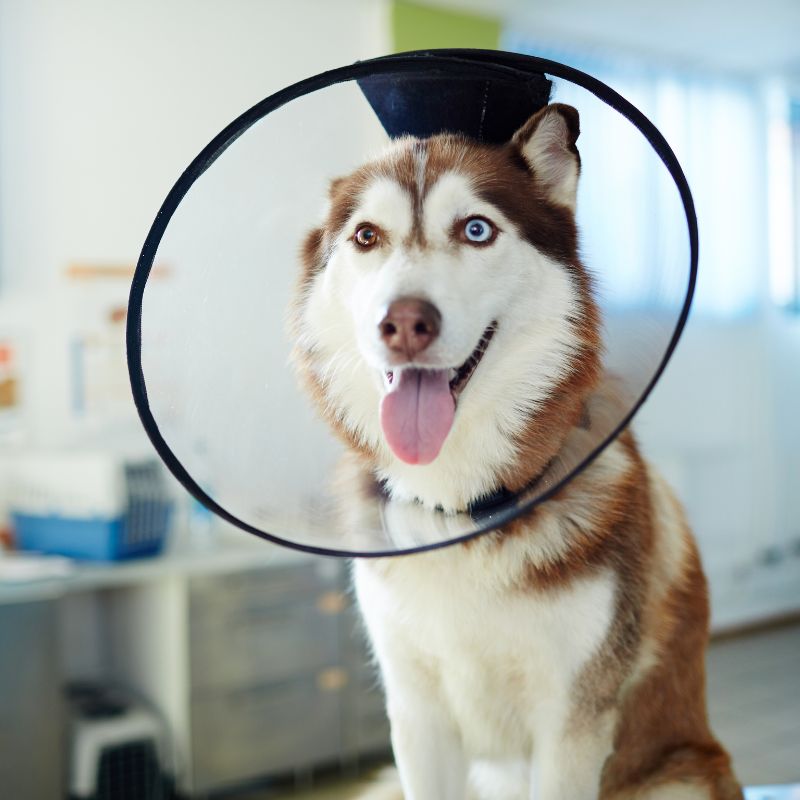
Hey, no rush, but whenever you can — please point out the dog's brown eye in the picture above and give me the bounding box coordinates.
[354,224,379,248]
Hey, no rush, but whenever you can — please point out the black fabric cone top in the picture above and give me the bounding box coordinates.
[357,67,552,143]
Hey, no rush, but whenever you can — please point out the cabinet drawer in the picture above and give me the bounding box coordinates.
[190,599,341,690]
[191,672,344,792]
[189,559,345,620]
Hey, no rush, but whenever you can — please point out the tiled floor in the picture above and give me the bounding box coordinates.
[235,622,800,799]
[232,770,384,800]
[707,622,800,786]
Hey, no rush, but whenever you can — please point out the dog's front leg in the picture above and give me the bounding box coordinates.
[387,688,468,800]
[354,563,468,799]
[531,709,616,800]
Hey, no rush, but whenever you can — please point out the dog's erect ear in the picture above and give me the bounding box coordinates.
[512,103,580,211]
[328,176,345,197]
[301,226,326,277]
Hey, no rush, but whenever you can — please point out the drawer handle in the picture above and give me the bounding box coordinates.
[316,591,346,615]
[317,667,348,692]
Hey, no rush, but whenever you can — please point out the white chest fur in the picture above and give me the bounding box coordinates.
[353,545,616,760]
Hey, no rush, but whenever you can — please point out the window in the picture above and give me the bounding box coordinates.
[766,83,800,311]
[790,98,800,310]
[505,35,768,318]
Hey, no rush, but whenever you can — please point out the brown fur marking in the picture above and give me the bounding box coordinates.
[600,532,741,799]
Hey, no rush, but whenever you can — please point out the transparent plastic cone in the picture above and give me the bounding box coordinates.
[130,55,694,556]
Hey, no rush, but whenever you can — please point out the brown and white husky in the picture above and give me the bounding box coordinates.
[290,103,742,799]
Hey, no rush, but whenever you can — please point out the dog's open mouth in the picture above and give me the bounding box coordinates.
[448,323,497,397]
[380,323,497,466]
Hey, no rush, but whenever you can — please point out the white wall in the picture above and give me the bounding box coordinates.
[0,0,390,450]
[635,316,800,629]
[0,0,390,291]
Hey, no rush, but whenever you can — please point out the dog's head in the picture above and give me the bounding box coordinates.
[291,103,601,512]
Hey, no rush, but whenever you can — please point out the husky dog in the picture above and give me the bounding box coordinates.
[290,104,742,799]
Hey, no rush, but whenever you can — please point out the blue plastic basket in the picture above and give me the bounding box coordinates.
[13,511,168,561]
[12,461,172,562]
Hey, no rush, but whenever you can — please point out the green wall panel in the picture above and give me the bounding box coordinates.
[392,1,501,52]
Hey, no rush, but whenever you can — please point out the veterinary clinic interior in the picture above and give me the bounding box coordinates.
[1,1,799,798]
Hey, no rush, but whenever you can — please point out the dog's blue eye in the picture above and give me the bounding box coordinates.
[464,218,493,243]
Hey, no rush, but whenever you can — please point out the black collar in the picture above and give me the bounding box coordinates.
[466,486,518,520]
[376,479,518,523]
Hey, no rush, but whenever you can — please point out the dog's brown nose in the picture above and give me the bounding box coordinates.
[379,297,441,359]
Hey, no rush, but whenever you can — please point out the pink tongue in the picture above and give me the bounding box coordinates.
[380,369,455,465]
